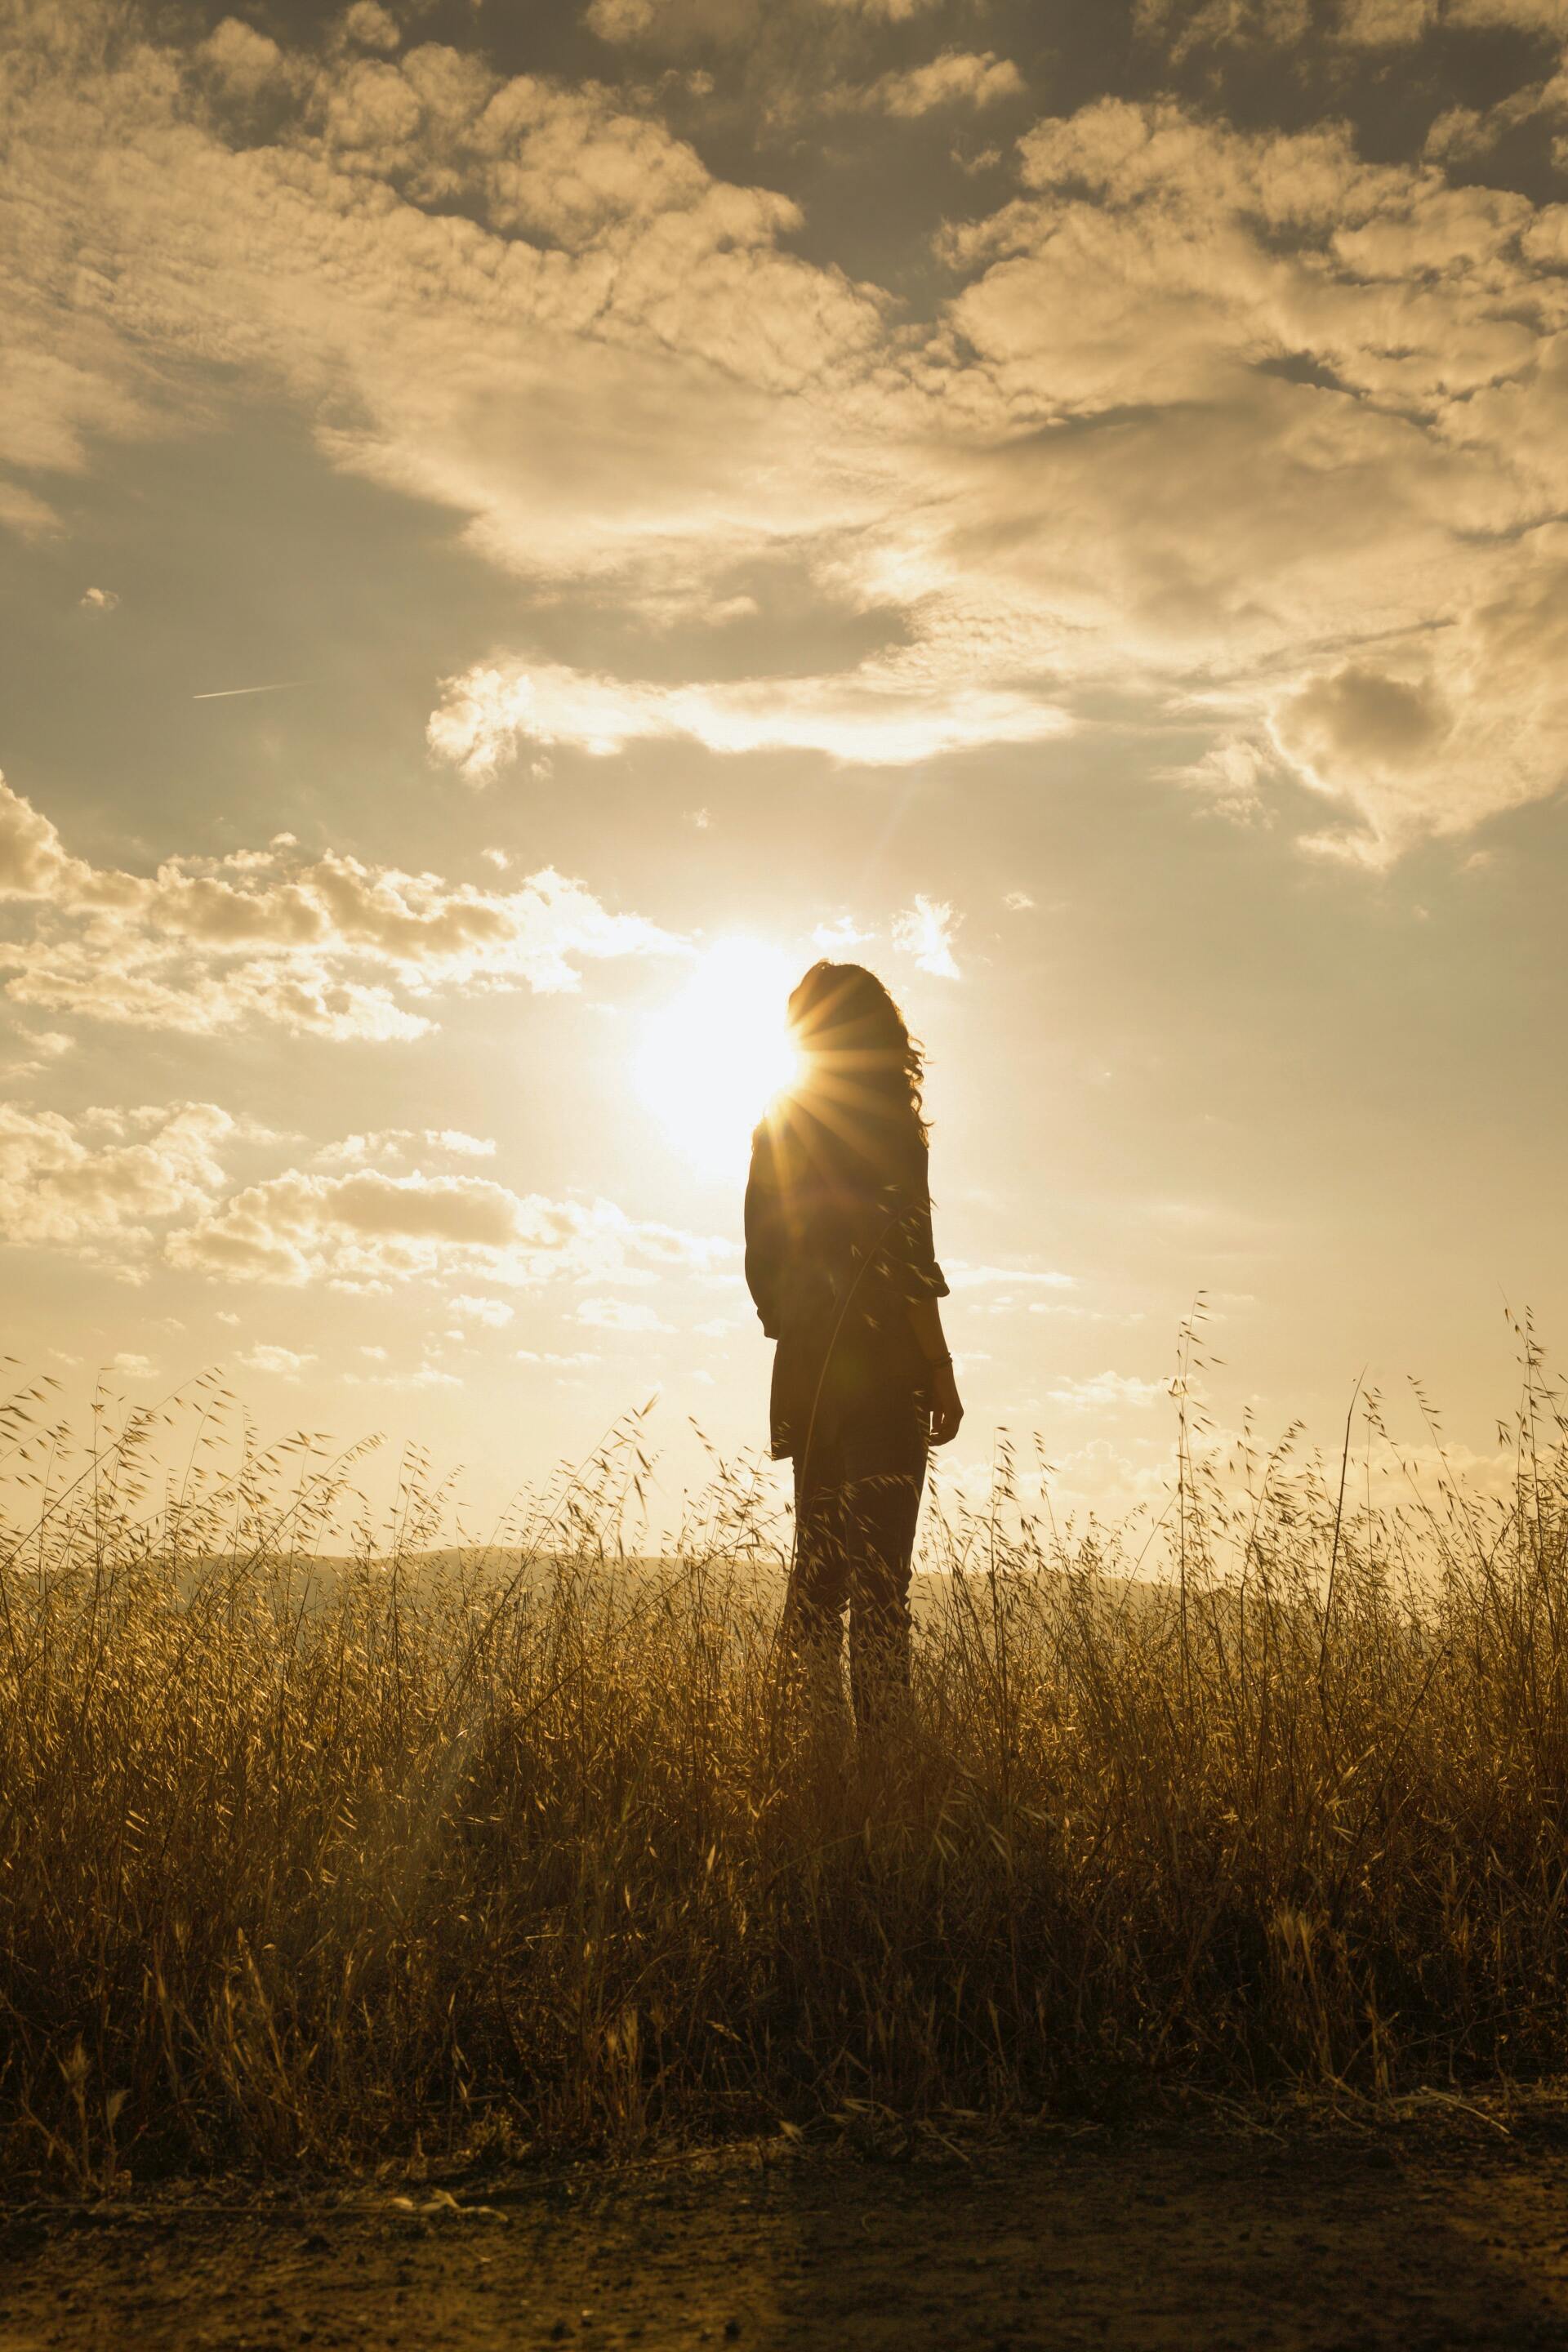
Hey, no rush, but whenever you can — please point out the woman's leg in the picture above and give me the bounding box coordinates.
[840,1397,927,1731]
[784,1431,852,1708]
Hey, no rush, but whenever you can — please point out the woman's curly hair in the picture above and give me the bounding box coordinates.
[786,961,929,1145]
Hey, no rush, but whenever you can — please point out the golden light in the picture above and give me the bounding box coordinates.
[635,938,803,1178]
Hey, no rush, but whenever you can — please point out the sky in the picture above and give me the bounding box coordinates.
[3,0,1568,1530]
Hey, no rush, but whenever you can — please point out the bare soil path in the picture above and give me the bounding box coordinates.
[6,2120,1568,2351]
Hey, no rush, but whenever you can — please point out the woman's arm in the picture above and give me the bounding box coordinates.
[743,1124,785,1337]
[907,1295,963,1446]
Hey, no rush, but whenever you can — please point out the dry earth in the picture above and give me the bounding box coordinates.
[6,2117,1568,2352]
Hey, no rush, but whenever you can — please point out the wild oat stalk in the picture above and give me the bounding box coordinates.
[3,1334,1568,2185]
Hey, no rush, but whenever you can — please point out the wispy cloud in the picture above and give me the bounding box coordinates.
[234,1343,316,1377]
[946,1263,1076,1290]
[428,659,1068,781]
[891,895,961,978]
[1047,1371,1168,1412]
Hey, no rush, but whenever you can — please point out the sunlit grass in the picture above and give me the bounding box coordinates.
[4,1317,1568,2188]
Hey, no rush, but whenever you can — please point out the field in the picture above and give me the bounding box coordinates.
[8,2114,1568,2349]
[6,1325,1568,2208]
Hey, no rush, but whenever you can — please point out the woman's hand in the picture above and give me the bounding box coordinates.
[925,1358,964,1446]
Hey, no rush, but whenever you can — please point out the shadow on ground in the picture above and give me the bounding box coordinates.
[6,2120,1568,2350]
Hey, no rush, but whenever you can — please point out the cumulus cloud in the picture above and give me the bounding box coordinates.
[339,2,402,53]
[0,1102,234,1264]
[0,774,683,1040]
[929,97,1568,853]
[167,1161,735,1290]
[1265,524,1568,856]
[838,51,1026,118]
[1273,664,1450,791]
[2,15,884,584]
[5,13,1568,855]
[78,585,118,613]
[891,894,961,978]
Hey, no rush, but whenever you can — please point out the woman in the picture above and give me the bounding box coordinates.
[744,961,962,1727]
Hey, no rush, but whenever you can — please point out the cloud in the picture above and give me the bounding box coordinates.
[105,1352,158,1379]
[6,15,1568,856]
[1448,0,1568,29]
[0,774,683,1040]
[0,1023,74,1082]
[945,1263,1076,1290]
[589,0,940,34]
[817,0,944,16]
[427,657,1068,779]
[1333,0,1434,38]
[0,480,62,541]
[891,894,961,978]
[235,1343,316,1377]
[449,1292,514,1325]
[1047,1371,1168,1412]
[839,51,1026,118]
[1272,662,1450,797]
[340,2,402,53]
[1265,524,1568,856]
[575,1297,671,1330]
[1423,41,1568,166]
[929,96,1568,854]
[314,1129,498,1166]
[166,1160,735,1290]
[811,914,875,952]
[0,1101,234,1262]
[78,585,118,613]
[1138,0,1566,46]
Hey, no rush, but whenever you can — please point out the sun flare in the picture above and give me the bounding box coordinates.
[635,939,802,1179]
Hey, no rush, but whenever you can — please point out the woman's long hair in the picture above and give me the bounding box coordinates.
[785,961,929,1147]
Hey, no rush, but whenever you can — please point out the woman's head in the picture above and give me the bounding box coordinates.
[786,961,929,1142]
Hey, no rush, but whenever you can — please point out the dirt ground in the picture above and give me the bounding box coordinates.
[7,2114,1568,2352]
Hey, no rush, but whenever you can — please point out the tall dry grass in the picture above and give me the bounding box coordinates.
[4,1318,1568,2187]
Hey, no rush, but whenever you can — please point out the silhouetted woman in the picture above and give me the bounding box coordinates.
[744,962,962,1727]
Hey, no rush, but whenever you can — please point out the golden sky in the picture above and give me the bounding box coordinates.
[3,0,1567,1518]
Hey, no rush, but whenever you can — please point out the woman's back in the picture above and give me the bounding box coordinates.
[746,1071,945,1460]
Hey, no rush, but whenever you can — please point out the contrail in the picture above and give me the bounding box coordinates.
[192,681,300,701]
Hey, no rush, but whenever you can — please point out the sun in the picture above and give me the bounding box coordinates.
[635,938,802,1179]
